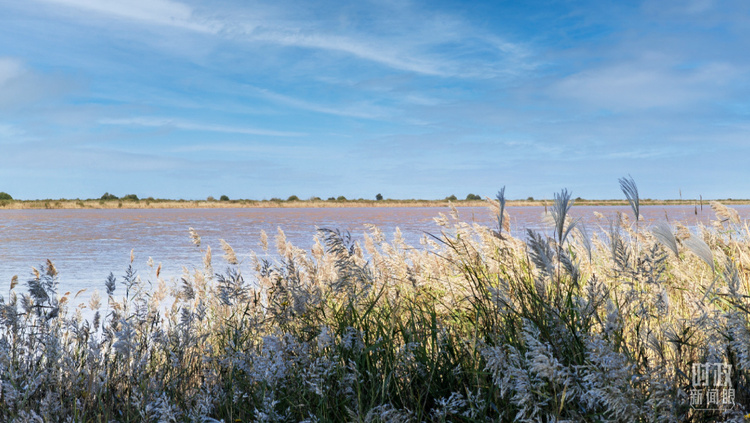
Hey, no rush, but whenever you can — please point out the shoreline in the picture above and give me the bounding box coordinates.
[0,198,745,210]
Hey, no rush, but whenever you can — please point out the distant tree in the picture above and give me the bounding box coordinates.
[309,196,321,201]
[122,194,139,201]
[327,197,336,201]
[0,192,12,200]
[445,194,457,201]
[220,195,229,201]
[287,195,299,201]
[527,196,534,201]
[337,195,347,201]
[270,198,282,202]
[466,193,481,201]
[376,193,383,201]
[100,192,118,201]
[207,196,216,202]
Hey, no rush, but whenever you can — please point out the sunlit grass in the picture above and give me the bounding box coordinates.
[1,180,749,421]
[0,196,746,210]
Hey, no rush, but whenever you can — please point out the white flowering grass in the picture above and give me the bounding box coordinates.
[0,182,749,421]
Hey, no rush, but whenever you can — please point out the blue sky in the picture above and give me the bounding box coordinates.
[1,0,749,200]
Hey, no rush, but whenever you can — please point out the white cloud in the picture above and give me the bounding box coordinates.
[642,0,717,15]
[684,0,715,13]
[0,58,24,86]
[399,94,444,107]
[247,28,449,76]
[604,148,688,160]
[0,57,75,110]
[171,142,317,156]
[36,0,216,32]
[100,117,306,137]
[246,86,391,119]
[553,57,739,111]
[235,18,532,78]
[0,123,23,139]
[29,0,530,78]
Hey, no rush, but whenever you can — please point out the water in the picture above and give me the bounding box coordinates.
[0,205,747,303]
[0,207,491,301]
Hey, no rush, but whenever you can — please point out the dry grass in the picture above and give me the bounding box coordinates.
[1,182,749,421]
[0,199,491,209]
[0,198,746,210]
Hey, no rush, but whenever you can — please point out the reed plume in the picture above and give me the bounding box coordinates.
[0,181,748,422]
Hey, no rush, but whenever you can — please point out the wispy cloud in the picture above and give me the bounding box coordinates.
[100,117,306,137]
[29,0,531,78]
[6,1,750,199]
[231,18,533,78]
[170,142,317,157]
[246,28,450,76]
[246,86,391,119]
[0,57,75,110]
[553,56,740,111]
[0,123,24,140]
[37,0,216,32]
[0,58,24,86]
[604,147,692,160]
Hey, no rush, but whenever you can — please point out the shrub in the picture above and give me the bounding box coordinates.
[122,194,139,201]
[376,193,383,201]
[287,195,300,201]
[465,193,481,200]
[0,192,12,200]
[100,192,118,200]
[336,195,347,201]
[220,195,229,201]
[445,194,457,201]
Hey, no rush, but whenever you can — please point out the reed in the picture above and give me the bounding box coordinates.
[0,179,749,421]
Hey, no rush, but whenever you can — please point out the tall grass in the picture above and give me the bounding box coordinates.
[1,180,749,421]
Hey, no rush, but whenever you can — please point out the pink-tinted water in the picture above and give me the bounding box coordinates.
[0,205,747,301]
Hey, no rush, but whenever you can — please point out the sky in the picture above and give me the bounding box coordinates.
[1,0,749,201]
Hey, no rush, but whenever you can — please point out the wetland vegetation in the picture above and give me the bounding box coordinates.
[1,178,749,421]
